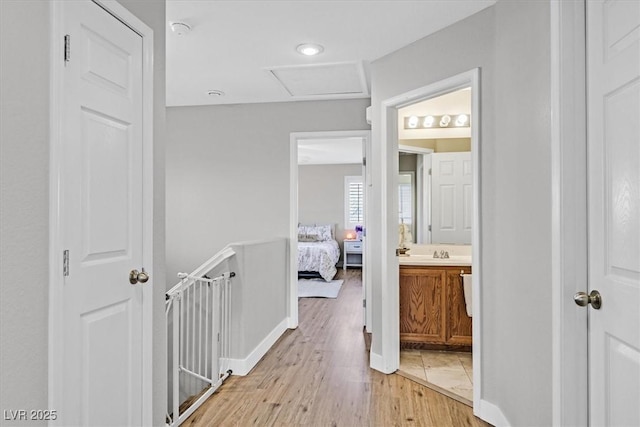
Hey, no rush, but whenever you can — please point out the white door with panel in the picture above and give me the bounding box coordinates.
[431,152,472,244]
[586,1,640,425]
[59,1,149,425]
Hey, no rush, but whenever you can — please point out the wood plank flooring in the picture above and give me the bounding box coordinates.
[184,270,491,426]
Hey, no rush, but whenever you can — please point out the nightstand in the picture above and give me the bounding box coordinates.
[343,240,363,270]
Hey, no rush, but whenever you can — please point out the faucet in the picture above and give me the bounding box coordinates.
[433,250,450,259]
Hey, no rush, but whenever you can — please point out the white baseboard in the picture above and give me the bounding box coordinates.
[227,318,288,376]
[475,399,510,427]
[287,316,298,329]
[369,351,395,374]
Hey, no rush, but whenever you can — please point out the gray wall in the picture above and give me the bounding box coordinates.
[298,163,362,262]
[0,1,167,425]
[0,1,50,420]
[490,2,551,421]
[398,153,417,173]
[166,99,370,284]
[229,239,287,360]
[370,2,551,425]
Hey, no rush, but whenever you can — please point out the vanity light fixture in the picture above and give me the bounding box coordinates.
[296,43,324,56]
[403,114,470,129]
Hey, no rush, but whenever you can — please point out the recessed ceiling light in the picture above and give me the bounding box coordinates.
[207,90,225,97]
[296,43,324,56]
[170,22,191,36]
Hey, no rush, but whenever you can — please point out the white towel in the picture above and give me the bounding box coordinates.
[462,274,473,317]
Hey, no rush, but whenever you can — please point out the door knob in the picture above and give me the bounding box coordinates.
[129,268,150,285]
[574,290,601,309]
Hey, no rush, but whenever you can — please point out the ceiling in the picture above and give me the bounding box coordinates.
[166,1,496,107]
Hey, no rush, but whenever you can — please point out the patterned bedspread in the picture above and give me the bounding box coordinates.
[297,240,340,281]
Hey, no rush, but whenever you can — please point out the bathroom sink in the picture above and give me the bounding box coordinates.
[398,254,472,266]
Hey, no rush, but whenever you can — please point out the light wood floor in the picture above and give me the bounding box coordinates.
[184,269,491,426]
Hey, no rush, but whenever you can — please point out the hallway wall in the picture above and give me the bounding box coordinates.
[369,1,552,425]
[0,1,167,424]
[0,1,50,419]
[166,99,370,284]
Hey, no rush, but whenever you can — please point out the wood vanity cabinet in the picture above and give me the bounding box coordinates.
[399,265,472,350]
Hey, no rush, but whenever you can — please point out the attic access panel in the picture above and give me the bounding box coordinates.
[266,61,369,98]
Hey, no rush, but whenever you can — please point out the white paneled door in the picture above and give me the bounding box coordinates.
[58,1,148,425]
[431,152,472,244]
[587,1,640,425]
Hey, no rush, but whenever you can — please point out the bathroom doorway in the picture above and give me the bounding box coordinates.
[397,87,474,406]
[380,69,482,408]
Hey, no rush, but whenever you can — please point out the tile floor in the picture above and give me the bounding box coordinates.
[398,349,473,406]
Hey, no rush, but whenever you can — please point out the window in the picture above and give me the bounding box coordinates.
[345,176,364,229]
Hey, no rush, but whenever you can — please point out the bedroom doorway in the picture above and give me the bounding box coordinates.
[289,130,371,331]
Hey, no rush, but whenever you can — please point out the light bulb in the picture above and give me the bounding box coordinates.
[423,116,435,127]
[407,116,419,128]
[455,114,469,126]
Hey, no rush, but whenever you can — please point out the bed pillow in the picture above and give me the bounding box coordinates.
[298,224,333,242]
[313,224,333,241]
[298,224,314,242]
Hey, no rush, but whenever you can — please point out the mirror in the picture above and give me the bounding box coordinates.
[398,172,414,246]
[397,87,472,245]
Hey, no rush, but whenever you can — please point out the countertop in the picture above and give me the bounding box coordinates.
[397,254,472,266]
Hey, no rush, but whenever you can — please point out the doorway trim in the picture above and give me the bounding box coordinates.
[379,68,485,409]
[48,1,155,423]
[288,130,371,329]
[550,1,588,425]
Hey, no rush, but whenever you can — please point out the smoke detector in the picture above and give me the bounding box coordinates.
[170,22,191,36]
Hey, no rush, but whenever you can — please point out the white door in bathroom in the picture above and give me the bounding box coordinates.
[54,1,153,425]
[431,152,472,244]
[586,1,640,425]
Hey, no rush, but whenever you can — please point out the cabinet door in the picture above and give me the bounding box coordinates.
[445,267,472,345]
[399,268,446,343]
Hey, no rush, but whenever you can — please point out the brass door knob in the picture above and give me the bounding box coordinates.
[574,290,601,309]
[129,268,150,285]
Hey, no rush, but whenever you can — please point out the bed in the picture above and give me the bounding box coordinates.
[297,224,340,282]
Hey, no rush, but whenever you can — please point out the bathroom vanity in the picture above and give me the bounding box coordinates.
[399,247,472,351]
